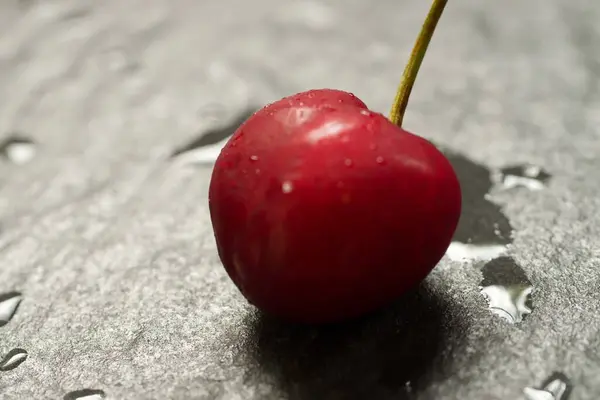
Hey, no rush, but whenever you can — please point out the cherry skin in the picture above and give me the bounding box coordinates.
[209,89,461,324]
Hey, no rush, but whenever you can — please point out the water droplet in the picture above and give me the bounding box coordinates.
[171,108,257,164]
[344,159,353,167]
[64,389,106,400]
[524,372,571,400]
[250,155,259,161]
[360,110,370,116]
[0,292,22,327]
[498,163,551,191]
[0,348,28,371]
[282,181,293,193]
[479,257,533,323]
[375,156,385,164]
[0,136,36,165]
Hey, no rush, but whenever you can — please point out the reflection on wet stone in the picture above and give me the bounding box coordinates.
[171,108,258,164]
[524,372,572,400]
[497,164,552,191]
[0,292,23,327]
[0,136,36,165]
[480,256,533,323]
[439,147,513,262]
[63,389,106,400]
[0,348,28,371]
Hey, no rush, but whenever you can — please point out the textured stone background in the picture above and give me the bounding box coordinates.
[0,0,599,399]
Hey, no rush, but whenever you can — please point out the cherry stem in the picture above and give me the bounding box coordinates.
[389,0,448,127]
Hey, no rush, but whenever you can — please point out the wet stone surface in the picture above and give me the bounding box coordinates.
[1,0,600,399]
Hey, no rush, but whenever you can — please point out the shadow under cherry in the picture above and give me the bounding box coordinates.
[244,283,467,400]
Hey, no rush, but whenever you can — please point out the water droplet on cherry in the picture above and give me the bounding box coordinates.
[282,181,294,193]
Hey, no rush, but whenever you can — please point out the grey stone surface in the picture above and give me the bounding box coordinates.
[0,0,599,399]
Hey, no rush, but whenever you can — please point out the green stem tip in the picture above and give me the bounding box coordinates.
[389,0,449,128]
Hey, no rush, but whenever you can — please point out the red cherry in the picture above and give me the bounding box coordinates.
[208,0,457,323]
[209,89,460,323]
[262,88,368,111]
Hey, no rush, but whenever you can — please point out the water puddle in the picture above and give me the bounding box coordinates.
[0,136,36,165]
[445,242,507,262]
[524,372,571,400]
[0,292,23,327]
[0,348,28,371]
[479,256,533,323]
[171,108,257,165]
